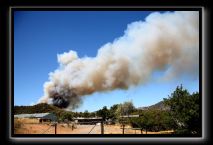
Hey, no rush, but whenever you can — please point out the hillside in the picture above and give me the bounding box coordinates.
[14,100,170,115]
[138,101,170,110]
[14,103,76,122]
[14,103,63,114]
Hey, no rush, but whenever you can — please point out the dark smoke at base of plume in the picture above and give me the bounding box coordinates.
[50,91,82,109]
[52,93,70,108]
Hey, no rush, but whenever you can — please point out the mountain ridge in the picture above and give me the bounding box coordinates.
[137,101,170,110]
[14,100,169,115]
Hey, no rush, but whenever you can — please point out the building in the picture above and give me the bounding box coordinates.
[73,117,103,125]
[14,113,57,123]
[120,115,140,118]
[119,115,140,124]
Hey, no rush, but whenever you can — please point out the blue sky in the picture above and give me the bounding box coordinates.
[14,11,199,112]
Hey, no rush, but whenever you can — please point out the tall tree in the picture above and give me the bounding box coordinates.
[163,85,200,134]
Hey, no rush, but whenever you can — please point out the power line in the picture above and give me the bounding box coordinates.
[42,125,53,134]
[88,124,97,134]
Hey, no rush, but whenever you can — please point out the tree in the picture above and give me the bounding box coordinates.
[129,109,155,134]
[121,101,135,116]
[108,104,119,122]
[83,110,90,118]
[158,110,174,131]
[114,101,136,125]
[140,109,157,133]
[58,112,73,122]
[90,112,96,117]
[163,85,200,134]
[129,109,174,134]
[96,106,110,121]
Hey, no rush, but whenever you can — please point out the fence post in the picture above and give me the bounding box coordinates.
[55,123,57,134]
[122,124,125,134]
[101,120,104,134]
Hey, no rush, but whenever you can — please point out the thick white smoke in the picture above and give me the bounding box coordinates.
[38,11,199,109]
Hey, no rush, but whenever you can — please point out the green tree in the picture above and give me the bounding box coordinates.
[96,106,110,121]
[129,109,174,134]
[129,110,154,134]
[163,85,200,134]
[158,110,174,131]
[58,112,73,122]
[108,104,119,122]
[141,110,156,133]
[121,101,135,116]
[90,112,96,117]
[83,110,90,118]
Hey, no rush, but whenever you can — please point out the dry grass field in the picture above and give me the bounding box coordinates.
[14,118,174,134]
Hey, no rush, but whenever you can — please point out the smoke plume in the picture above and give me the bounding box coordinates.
[38,11,199,109]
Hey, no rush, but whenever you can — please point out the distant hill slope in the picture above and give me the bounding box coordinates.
[14,103,64,115]
[138,101,170,110]
[14,101,170,116]
[14,103,77,122]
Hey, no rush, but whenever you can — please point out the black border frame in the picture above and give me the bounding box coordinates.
[0,0,210,144]
[11,6,203,138]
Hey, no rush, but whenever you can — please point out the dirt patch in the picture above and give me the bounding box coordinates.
[14,123,173,134]
[14,118,173,134]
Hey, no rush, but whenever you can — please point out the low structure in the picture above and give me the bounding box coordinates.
[73,117,102,124]
[14,113,57,123]
[120,115,140,118]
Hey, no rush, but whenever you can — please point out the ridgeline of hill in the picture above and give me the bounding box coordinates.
[14,103,62,114]
[138,101,170,111]
[14,100,168,115]
[14,103,76,121]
